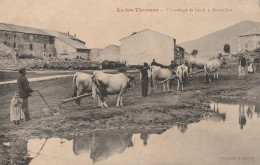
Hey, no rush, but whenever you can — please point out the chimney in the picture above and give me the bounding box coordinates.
[74,34,76,37]
[68,31,70,35]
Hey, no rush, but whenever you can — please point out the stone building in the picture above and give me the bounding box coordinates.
[0,23,89,59]
[238,27,260,52]
[120,29,184,65]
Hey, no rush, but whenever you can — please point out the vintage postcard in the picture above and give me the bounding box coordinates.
[0,0,259,164]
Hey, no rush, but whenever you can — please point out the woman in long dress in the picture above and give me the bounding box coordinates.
[10,92,25,125]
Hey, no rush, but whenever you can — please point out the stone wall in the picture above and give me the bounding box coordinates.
[9,58,101,70]
[0,30,56,58]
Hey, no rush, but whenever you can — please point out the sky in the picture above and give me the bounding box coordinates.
[0,0,259,48]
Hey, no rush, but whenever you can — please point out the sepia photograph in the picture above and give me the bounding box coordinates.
[0,0,260,164]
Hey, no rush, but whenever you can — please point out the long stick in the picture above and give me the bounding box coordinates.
[37,78,62,91]
[61,93,92,104]
[36,91,55,113]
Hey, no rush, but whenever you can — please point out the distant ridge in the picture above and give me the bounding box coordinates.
[179,20,260,57]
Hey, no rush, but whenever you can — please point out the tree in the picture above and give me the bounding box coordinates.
[191,49,198,57]
[224,44,230,54]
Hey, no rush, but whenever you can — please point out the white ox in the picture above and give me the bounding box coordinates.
[188,57,210,74]
[92,71,134,108]
[150,66,173,91]
[204,57,223,83]
[72,72,98,107]
[176,64,189,91]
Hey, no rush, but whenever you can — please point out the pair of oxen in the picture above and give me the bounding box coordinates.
[73,71,135,108]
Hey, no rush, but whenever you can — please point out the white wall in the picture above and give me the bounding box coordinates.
[120,30,175,65]
[55,38,77,59]
[99,45,120,61]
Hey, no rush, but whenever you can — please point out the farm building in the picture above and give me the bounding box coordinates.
[89,45,120,62]
[120,29,184,65]
[0,23,89,59]
[238,27,260,52]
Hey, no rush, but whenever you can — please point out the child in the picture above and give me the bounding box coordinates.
[10,92,25,125]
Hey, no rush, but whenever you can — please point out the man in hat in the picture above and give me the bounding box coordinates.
[151,59,160,66]
[140,63,149,97]
[17,67,34,121]
[238,55,247,79]
[169,60,177,73]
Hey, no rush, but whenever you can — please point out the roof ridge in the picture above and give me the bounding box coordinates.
[239,26,260,36]
[119,29,175,41]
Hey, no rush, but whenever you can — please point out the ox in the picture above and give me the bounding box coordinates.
[176,64,189,91]
[150,65,173,91]
[92,71,134,108]
[188,57,210,75]
[204,57,223,83]
[72,72,98,107]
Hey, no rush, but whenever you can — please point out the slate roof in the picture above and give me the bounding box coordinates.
[0,23,88,49]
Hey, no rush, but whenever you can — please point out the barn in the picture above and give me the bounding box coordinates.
[238,27,260,52]
[120,29,184,66]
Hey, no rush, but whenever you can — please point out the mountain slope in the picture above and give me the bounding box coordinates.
[179,20,260,57]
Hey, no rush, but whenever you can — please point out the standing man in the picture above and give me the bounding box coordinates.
[169,60,177,73]
[151,59,160,66]
[140,63,149,97]
[17,67,34,121]
[238,55,247,79]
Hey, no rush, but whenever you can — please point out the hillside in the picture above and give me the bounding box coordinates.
[179,20,260,57]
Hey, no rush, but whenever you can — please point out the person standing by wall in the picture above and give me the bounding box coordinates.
[17,68,34,121]
[238,55,247,79]
[140,63,149,97]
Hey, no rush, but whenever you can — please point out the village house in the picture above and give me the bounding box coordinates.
[119,29,184,66]
[0,23,89,59]
[238,27,260,52]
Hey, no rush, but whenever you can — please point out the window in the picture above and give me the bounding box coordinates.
[49,37,54,44]
[5,33,7,37]
[4,42,7,45]
[44,44,46,51]
[246,44,248,49]
[49,54,52,57]
[14,34,16,38]
[30,44,33,50]
[14,42,16,48]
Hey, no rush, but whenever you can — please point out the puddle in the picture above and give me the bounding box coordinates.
[5,101,260,165]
